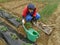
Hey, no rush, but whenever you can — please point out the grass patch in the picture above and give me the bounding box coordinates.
[0,0,14,3]
[0,0,9,3]
[39,3,58,23]
[34,0,60,3]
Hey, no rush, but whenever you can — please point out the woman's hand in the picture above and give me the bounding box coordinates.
[22,19,25,24]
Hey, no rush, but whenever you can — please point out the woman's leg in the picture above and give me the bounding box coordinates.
[25,15,32,22]
[35,13,41,20]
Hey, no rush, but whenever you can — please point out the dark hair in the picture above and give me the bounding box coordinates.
[27,3,36,10]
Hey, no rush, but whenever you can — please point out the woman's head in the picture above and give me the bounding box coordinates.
[27,3,36,13]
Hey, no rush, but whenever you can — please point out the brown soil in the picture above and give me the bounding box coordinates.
[0,38,7,45]
[0,0,60,45]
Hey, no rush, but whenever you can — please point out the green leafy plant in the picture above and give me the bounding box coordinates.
[22,43,32,45]
[24,22,32,29]
[26,43,33,45]
[16,17,21,22]
[0,26,8,32]
[40,3,58,22]
[10,33,18,40]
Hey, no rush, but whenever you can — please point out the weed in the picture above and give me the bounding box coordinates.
[39,3,58,22]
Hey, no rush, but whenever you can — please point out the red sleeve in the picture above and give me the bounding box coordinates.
[22,6,28,18]
[33,9,37,17]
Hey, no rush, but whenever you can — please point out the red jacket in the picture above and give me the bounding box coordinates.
[22,6,37,18]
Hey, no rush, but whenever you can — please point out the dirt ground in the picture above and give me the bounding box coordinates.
[47,4,60,45]
[0,0,60,45]
[0,38,7,45]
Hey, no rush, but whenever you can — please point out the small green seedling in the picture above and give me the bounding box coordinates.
[0,26,8,32]
[24,22,32,29]
[26,43,33,45]
[37,30,41,33]
[22,43,32,45]
[16,18,21,22]
[10,33,18,40]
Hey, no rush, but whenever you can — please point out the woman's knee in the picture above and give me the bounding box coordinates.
[25,15,32,22]
[35,13,41,20]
